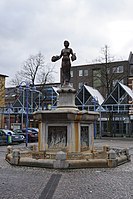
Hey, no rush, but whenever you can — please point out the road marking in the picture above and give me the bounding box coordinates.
[39,174,62,199]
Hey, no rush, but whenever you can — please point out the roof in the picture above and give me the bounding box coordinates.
[72,60,128,69]
[0,74,8,77]
[119,82,133,99]
[84,85,104,105]
[52,86,59,95]
[103,81,133,105]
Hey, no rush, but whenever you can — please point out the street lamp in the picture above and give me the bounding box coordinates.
[19,81,29,147]
[92,97,98,139]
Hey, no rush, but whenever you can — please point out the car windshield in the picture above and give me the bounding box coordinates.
[2,129,15,135]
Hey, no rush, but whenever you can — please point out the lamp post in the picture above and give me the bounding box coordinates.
[99,105,102,139]
[92,97,98,139]
[7,105,11,130]
[19,81,29,147]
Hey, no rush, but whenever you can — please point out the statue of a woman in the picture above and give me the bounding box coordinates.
[51,40,76,85]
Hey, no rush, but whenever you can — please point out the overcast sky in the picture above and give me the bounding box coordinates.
[1,0,133,86]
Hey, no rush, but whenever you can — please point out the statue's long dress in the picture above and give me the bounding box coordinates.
[61,49,71,83]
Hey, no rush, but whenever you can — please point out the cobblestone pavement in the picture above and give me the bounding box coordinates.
[0,139,133,199]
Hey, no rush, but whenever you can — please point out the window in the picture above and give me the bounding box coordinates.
[78,82,83,89]
[84,70,88,76]
[92,69,102,88]
[70,70,73,77]
[113,65,123,73]
[79,70,83,76]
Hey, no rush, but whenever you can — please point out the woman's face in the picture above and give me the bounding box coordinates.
[64,41,69,48]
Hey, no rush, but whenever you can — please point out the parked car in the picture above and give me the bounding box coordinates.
[27,128,39,133]
[0,130,6,144]
[23,128,38,142]
[14,128,38,142]
[0,129,25,144]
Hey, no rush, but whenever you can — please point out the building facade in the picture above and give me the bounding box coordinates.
[0,74,8,128]
[70,60,130,98]
[0,74,8,106]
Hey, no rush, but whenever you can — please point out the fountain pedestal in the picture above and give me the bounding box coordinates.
[34,85,99,153]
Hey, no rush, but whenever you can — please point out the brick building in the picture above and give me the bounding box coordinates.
[69,52,133,97]
[0,74,8,106]
[0,74,8,128]
[70,61,129,97]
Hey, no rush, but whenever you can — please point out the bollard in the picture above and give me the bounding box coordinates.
[107,149,117,168]
[108,149,116,159]
[7,146,13,154]
[12,149,20,165]
[53,151,69,169]
[6,146,13,161]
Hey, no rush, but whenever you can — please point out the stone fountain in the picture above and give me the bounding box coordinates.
[5,41,130,169]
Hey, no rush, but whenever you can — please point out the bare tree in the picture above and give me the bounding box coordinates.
[93,45,126,96]
[10,52,57,110]
[10,52,55,86]
[37,63,55,85]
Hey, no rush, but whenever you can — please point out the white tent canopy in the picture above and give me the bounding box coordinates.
[119,82,133,99]
[76,84,104,107]
[103,82,133,105]
[84,85,104,105]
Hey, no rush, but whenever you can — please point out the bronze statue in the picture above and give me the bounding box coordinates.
[51,40,76,85]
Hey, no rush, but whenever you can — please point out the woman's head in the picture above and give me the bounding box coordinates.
[64,40,69,47]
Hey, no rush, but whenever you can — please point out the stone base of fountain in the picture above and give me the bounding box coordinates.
[5,145,130,169]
